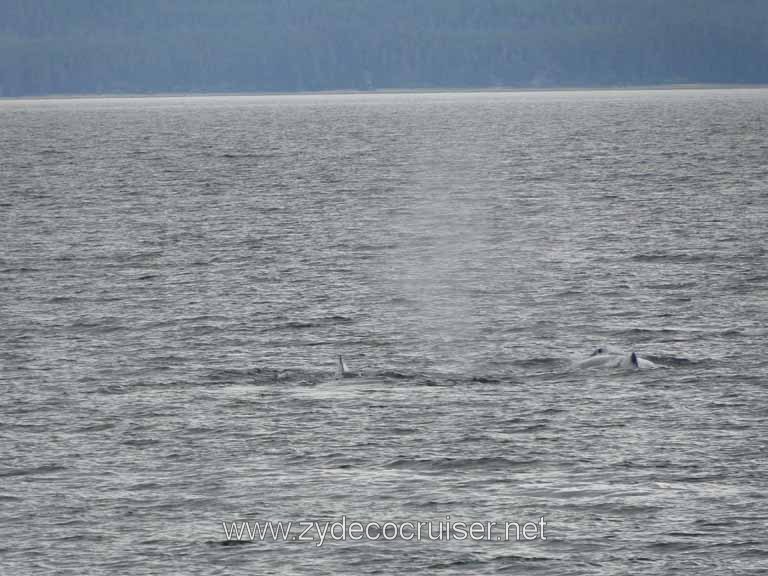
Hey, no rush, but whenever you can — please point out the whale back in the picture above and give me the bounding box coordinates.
[591,345,624,357]
[578,348,658,370]
[617,351,640,369]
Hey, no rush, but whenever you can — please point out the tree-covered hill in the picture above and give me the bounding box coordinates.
[1,0,767,96]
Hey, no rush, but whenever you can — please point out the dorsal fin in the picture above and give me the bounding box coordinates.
[630,352,638,368]
[336,355,349,378]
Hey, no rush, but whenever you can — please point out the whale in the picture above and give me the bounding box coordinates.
[336,355,354,379]
[589,345,624,357]
[576,348,659,370]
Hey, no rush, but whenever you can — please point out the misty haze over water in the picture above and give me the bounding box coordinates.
[2,89,767,574]
[2,1,768,96]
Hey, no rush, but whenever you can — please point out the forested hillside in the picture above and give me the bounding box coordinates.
[2,0,767,96]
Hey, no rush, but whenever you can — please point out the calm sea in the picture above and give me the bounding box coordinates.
[1,89,767,575]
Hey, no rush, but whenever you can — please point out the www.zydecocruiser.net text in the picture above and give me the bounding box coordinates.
[222,516,547,546]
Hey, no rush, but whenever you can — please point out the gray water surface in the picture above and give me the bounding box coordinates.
[1,89,767,575]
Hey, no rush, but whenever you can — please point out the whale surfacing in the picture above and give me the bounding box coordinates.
[576,348,659,370]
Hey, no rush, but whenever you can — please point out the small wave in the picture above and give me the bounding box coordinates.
[471,375,502,383]
[0,267,39,274]
[645,355,696,367]
[645,540,700,552]
[614,327,689,341]
[0,464,67,478]
[631,252,718,263]
[743,273,768,283]
[184,314,232,323]
[511,357,561,368]
[126,481,163,491]
[105,250,164,263]
[122,438,160,447]
[378,370,411,380]
[218,152,276,160]
[139,318,181,330]
[209,539,254,546]
[74,422,116,433]
[665,531,709,538]
[644,281,698,290]
[332,242,398,252]
[53,253,75,262]
[207,366,281,383]
[556,288,585,297]
[384,456,537,472]
[268,316,355,331]
[537,407,566,415]
[491,554,552,563]
[47,295,74,303]
[518,423,548,432]
[694,518,737,528]
[70,317,128,333]
[417,378,453,388]
[389,426,419,435]
[428,557,486,570]
[325,315,354,323]
[0,423,52,433]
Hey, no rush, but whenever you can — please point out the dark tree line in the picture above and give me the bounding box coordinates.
[1,0,767,96]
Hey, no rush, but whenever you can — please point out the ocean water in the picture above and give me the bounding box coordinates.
[1,89,767,575]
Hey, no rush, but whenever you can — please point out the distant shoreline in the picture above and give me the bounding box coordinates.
[2,83,767,102]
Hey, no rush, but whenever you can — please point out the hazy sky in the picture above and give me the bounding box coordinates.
[2,0,767,96]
